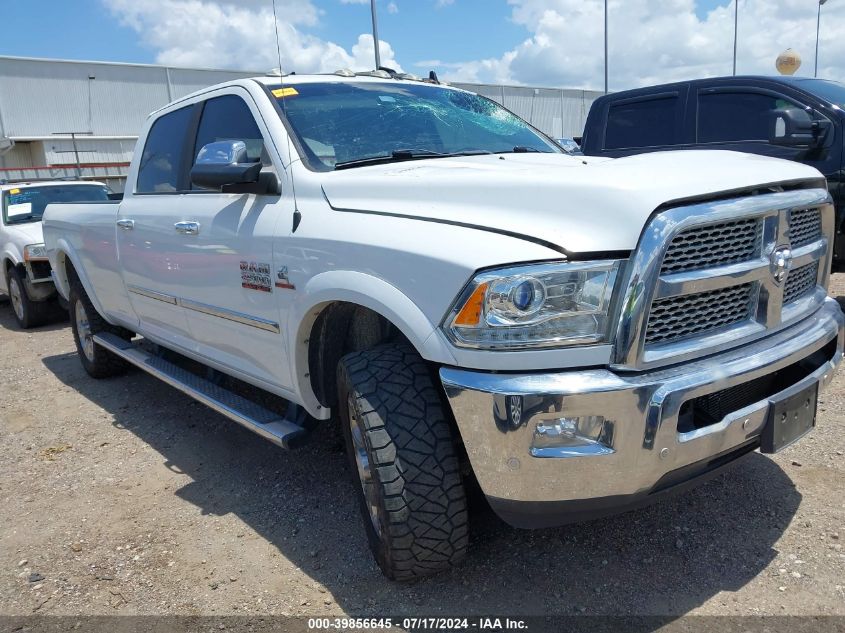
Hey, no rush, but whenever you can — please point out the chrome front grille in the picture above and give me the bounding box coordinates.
[784,262,819,305]
[614,188,833,370]
[645,284,755,345]
[789,208,822,248]
[660,218,760,275]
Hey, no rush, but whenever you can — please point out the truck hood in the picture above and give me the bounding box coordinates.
[321,150,823,254]
[3,222,43,248]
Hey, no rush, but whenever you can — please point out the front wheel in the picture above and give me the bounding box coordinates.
[337,343,469,581]
[69,283,128,379]
[6,267,49,329]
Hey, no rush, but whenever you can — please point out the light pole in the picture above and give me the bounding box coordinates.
[371,0,381,70]
[815,0,828,78]
[604,0,608,93]
[732,0,739,76]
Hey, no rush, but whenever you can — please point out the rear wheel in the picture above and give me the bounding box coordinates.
[337,343,469,580]
[68,282,128,378]
[6,267,49,329]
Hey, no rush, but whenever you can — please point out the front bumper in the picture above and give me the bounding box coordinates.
[24,260,56,301]
[441,298,844,528]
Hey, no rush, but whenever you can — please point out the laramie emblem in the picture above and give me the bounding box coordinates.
[771,246,793,284]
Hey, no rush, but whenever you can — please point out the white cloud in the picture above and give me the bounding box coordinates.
[426,0,845,90]
[104,0,845,91]
[103,0,402,74]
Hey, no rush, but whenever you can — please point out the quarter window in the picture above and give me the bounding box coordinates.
[136,105,193,194]
[697,91,800,143]
[605,96,679,149]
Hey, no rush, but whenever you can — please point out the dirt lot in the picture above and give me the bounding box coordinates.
[1,280,844,623]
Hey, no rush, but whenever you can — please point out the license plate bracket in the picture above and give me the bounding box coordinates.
[761,383,818,454]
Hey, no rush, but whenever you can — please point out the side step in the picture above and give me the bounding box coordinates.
[93,332,309,449]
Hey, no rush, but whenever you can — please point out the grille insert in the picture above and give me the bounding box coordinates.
[660,218,760,275]
[789,208,822,248]
[645,284,755,345]
[784,262,819,305]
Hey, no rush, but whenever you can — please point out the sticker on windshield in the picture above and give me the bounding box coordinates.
[272,87,299,99]
[6,202,32,219]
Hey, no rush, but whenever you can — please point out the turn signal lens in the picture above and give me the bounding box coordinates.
[453,282,488,326]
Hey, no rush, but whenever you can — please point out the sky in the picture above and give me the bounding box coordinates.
[1,0,843,91]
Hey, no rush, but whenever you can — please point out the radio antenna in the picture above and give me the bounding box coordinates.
[271,0,300,223]
[271,0,284,77]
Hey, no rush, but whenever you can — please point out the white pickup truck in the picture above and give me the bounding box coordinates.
[1,180,112,328]
[42,73,844,580]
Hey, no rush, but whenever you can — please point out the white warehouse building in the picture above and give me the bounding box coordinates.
[0,56,602,192]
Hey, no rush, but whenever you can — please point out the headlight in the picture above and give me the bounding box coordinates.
[24,244,47,261]
[444,260,622,350]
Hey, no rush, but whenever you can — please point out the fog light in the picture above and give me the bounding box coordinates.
[531,416,614,457]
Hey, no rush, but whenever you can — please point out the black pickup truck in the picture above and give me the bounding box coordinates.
[580,76,845,269]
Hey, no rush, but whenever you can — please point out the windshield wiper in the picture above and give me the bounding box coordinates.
[494,146,545,155]
[334,149,491,170]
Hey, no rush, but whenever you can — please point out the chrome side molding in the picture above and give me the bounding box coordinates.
[180,298,281,334]
[127,284,177,305]
[126,286,280,333]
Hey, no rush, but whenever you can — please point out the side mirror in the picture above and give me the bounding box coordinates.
[769,108,824,148]
[190,140,278,194]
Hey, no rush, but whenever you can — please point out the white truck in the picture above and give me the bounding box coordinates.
[42,73,844,580]
[1,180,112,328]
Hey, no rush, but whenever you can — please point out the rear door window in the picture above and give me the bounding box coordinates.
[697,90,801,143]
[605,95,680,149]
[136,105,193,194]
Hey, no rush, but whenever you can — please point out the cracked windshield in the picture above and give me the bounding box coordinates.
[273,81,561,170]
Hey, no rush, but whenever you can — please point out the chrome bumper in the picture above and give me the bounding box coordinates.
[441,299,844,527]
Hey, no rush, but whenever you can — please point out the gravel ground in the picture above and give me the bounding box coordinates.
[0,280,844,621]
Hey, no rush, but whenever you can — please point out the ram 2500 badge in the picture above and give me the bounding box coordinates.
[42,73,844,580]
[1,180,111,328]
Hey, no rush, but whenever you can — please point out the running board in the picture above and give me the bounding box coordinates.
[93,333,309,449]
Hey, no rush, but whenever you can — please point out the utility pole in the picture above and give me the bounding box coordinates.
[815,0,828,78]
[733,0,739,76]
[371,0,381,69]
[604,0,609,93]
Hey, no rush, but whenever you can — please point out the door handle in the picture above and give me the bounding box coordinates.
[116,219,134,231]
[175,221,200,236]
